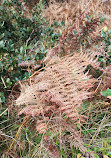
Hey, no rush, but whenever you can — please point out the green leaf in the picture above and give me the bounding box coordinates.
[73,29,78,35]
[20,46,24,54]
[0,92,5,103]
[0,41,5,48]
[6,78,12,86]
[108,45,111,50]
[101,88,111,97]
[92,154,99,158]
[86,14,91,21]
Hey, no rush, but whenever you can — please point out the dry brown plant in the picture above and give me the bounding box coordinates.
[43,0,81,26]
[7,0,111,157]
[43,10,106,64]
[43,0,110,24]
[8,49,103,157]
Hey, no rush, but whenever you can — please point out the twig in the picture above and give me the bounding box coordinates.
[25,29,34,55]
[29,64,46,78]
[0,108,8,117]
[1,76,7,88]
[8,116,29,152]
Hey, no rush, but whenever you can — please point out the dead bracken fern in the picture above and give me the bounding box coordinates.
[43,0,81,25]
[43,0,111,26]
[43,10,107,64]
[8,49,102,157]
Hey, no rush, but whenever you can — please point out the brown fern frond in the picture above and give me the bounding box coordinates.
[43,135,61,158]
[43,0,111,25]
[43,0,81,25]
[43,10,106,64]
[9,52,103,156]
[58,14,104,53]
[10,51,100,156]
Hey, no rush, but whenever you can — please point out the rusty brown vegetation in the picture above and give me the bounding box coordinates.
[3,0,111,157]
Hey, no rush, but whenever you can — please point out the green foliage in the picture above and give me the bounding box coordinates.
[101,88,111,97]
[0,0,41,103]
[0,92,5,103]
[0,0,60,104]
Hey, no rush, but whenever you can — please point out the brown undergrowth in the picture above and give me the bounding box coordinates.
[8,51,111,157]
[7,0,111,157]
[43,0,111,26]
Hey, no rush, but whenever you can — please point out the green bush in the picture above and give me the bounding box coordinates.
[0,0,60,104]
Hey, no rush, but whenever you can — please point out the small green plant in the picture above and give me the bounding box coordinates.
[101,88,111,97]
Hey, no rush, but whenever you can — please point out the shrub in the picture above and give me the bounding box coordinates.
[0,0,60,104]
